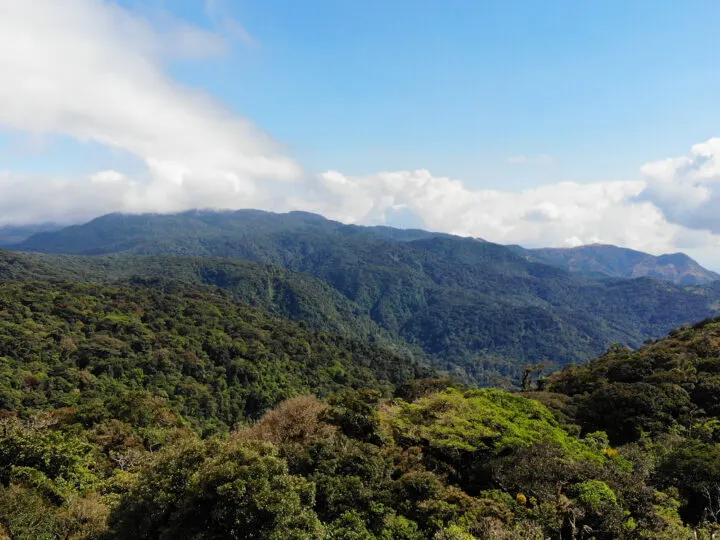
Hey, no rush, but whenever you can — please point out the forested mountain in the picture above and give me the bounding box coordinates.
[16,249,718,381]
[8,210,720,382]
[2,250,395,346]
[6,217,720,537]
[3,264,720,538]
[14,210,448,255]
[546,316,720,444]
[0,280,429,432]
[515,243,720,285]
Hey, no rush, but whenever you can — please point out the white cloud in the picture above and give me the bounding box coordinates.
[0,0,299,225]
[291,169,717,255]
[636,138,720,233]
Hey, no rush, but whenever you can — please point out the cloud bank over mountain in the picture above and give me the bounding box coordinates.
[1,0,719,265]
[0,0,300,223]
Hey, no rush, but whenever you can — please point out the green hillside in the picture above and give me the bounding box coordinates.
[546,316,720,444]
[11,244,720,384]
[8,210,720,383]
[21,252,393,344]
[4,299,720,537]
[0,280,430,433]
[4,251,720,536]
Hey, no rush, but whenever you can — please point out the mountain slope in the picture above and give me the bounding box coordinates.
[0,249,72,280]
[13,249,719,383]
[515,243,719,285]
[10,251,396,343]
[10,211,720,382]
[546,316,720,443]
[0,279,431,429]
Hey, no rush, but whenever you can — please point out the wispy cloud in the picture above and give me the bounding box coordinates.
[507,154,554,165]
[204,0,257,47]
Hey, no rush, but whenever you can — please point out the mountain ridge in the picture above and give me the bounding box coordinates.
[6,209,720,383]
[15,209,717,285]
[514,243,719,285]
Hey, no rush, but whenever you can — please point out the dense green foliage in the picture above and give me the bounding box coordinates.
[4,378,719,538]
[0,280,429,433]
[546,317,720,444]
[539,317,720,525]
[1,271,720,536]
[9,209,720,383]
[11,251,395,344]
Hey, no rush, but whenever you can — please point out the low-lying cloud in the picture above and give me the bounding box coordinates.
[292,169,716,255]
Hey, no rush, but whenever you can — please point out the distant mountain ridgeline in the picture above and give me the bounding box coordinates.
[0,223,62,246]
[513,243,719,285]
[17,210,718,285]
[5,209,720,383]
[14,209,450,257]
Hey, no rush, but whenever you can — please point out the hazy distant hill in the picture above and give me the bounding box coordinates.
[514,243,719,285]
[8,210,720,383]
[0,223,61,246]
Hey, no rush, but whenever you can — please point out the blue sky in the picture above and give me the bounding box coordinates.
[1,0,720,267]
[156,0,720,187]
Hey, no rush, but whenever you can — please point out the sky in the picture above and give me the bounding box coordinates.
[1,0,720,268]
